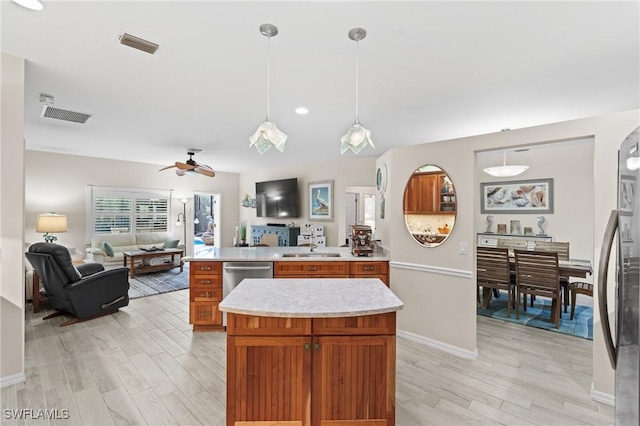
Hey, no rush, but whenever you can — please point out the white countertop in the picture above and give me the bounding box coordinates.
[219,278,403,318]
[183,246,389,262]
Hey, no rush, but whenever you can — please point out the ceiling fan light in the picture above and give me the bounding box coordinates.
[483,164,529,177]
[341,122,374,154]
[250,120,287,154]
[11,0,44,11]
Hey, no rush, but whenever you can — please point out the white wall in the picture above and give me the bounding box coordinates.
[239,157,376,247]
[476,138,595,264]
[24,151,240,255]
[1,53,25,386]
[376,109,639,399]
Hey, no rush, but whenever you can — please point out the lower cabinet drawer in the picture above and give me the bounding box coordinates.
[191,275,220,286]
[190,302,222,325]
[350,261,388,275]
[190,286,222,302]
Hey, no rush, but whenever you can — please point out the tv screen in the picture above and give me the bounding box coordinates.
[255,178,299,218]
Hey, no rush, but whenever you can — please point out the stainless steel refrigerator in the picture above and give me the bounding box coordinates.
[599,126,640,425]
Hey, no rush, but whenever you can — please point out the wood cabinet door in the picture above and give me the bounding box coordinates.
[227,336,312,426]
[312,336,395,426]
[403,173,437,214]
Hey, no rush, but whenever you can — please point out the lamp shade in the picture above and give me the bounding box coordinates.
[36,214,68,233]
[483,150,528,177]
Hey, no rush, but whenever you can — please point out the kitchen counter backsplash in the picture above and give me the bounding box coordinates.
[404,214,454,236]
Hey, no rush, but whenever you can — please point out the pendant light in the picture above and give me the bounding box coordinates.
[341,28,374,155]
[483,150,529,177]
[250,24,287,154]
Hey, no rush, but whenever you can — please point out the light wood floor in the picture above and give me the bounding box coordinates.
[1,289,613,425]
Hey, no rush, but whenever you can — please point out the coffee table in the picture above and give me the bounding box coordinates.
[123,248,184,278]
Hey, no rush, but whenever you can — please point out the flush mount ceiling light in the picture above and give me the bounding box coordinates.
[483,150,529,177]
[11,0,44,11]
[341,27,374,155]
[249,23,287,154]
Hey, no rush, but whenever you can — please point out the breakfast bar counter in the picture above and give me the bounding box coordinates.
[182,245,389,262]
[220,278,403,425]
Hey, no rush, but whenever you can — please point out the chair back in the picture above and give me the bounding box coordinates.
[534,241,569,260]
[514,249,560,296]
[26,243,82,310]
[476,246,511,286]
[260,234,278,247]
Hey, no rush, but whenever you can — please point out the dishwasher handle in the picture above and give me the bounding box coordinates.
[223,265,272,271]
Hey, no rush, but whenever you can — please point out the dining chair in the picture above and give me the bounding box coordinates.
[476,246,513,316]
[534,241,570,312]
[514,249,561,328]
[569,281,593,320]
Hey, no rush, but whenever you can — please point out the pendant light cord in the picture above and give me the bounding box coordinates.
[266,35,271,121]
[355,39,359,123]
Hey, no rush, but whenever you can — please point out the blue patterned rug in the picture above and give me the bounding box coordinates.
[478,290,593,340]
[128,265,189,299]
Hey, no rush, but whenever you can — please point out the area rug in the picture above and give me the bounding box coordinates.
[478,291,593,340]
[128,265,190,299]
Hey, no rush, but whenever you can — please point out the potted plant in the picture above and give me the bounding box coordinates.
[239,220,247,244]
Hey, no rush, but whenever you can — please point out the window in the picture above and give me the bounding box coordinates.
[89,186,171,235]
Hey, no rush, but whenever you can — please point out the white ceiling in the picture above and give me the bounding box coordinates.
[2,1,638,174]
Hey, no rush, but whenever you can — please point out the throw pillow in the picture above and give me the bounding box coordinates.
[163,239,180,249]
[101,241,115,257]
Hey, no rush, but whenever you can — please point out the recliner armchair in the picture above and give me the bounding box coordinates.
[26,243,130,327]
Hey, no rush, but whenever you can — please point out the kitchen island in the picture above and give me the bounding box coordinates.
[183,246,391,331]
[219,278,403,426]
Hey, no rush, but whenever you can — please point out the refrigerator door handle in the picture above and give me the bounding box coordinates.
[598,209,618,369]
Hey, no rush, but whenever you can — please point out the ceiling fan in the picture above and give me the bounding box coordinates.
[159,149,215,177]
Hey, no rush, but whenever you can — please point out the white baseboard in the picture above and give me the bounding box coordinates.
[591,383,615,406]
[397,329,478,360]
[0,372,25,388]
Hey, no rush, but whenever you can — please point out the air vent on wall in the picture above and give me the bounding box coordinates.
[119,33,159,55]
[41,105,92,124]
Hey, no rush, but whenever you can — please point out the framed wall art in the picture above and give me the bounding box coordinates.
[308,180,334,222]
[481,178,554,214]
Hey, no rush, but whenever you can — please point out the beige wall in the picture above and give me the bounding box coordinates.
[24,151,240,255]
[238,157,376,247]
[377,109,639,399]
[1,53,26,385]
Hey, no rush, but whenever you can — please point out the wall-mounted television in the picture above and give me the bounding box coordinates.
[255,178,300,218]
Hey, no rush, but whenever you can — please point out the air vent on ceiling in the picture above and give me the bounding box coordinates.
[41,105,92,124]
[119,33,159,55]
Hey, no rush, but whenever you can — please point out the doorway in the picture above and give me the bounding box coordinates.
[193,193,221,251]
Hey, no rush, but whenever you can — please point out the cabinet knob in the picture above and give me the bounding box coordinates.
[307,266,317,271]
[304,343,311,351]
[314,343,321,351]
[364,265,374,271]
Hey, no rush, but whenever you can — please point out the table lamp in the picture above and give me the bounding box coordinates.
[36,213,67,243]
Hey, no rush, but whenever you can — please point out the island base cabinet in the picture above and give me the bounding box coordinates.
[227,336,312,426]
[226,313,396,426]
[313,336,395,425]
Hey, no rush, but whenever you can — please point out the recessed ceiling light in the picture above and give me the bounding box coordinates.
[11,0,44,11]
[295,107,309,115]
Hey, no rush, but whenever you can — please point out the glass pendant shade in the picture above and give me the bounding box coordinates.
[341,121,374,154]
[250,119,287,154]
[483,150,529,177]
[250,24,287,154]
[342,28,373,155]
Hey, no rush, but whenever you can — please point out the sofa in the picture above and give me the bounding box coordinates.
[86,232,184,267]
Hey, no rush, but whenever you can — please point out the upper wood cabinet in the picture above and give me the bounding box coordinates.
[404,171,456,214]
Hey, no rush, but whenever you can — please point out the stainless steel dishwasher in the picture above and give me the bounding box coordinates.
[222,261,274,324]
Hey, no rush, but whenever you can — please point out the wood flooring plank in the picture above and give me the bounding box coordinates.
[74,384,115,426]
[129,388,177,426]
[159,392,204,425]
[151,352,204,398]
[101,387,147,426]
[129,352,177,397]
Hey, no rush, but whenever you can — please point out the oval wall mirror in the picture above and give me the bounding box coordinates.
[402,164,457,247]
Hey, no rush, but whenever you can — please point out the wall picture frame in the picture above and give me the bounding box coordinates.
[308,180,334,222]
[481,178,554,214]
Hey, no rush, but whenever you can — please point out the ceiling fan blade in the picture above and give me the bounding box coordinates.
[159,164,177,171]
[175,161,195,170]
[175,169,186,176]
[195,162,214,171]
[195,166,215,177]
